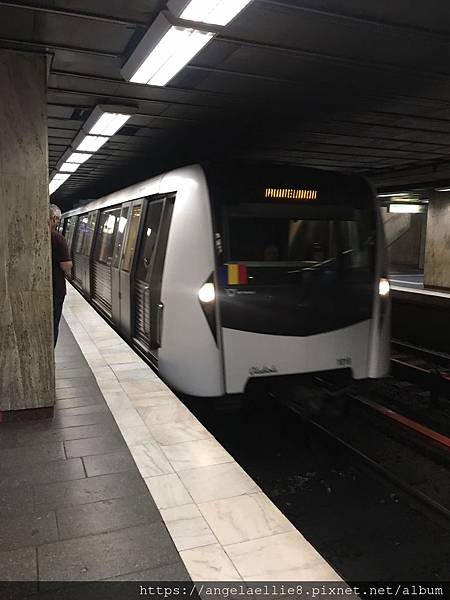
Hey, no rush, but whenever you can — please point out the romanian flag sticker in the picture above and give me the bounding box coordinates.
[222,264,248,285]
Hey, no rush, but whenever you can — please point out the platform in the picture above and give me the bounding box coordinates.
[0,283,341,586]
[0,319,190,585]
[389,272,424,290]
[389,271,450,300]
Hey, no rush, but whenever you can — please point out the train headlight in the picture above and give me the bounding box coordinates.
[379,277,390,297]
[198,282,215,303]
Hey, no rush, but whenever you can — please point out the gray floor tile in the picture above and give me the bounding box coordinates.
[0,421,55,449]
[38,523,180,581]
[53,411,114,429]
[35,471,147,510]
[0,547,37,581]
[0,485,34,518]
[0,423,118,449]
[56,378,97,389]
[55,358,86,370]
[56,495,160,540]
[65,434,125,458]
[56,397,103,410]
[56,405,108,417]
[0,511,58,551]
[56,387,102,401]
[83,449,137,477]
[56,368,96,379]
[106,561,191,581]
[0,442,65,468]
[0,458,85,489]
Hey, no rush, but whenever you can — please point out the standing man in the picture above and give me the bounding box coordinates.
[49,204,72,346]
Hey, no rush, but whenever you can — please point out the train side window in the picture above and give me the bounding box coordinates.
[96,208,121,266]
[74,215,88,254]
[81,212,97,256]
[135,201,163,282]
[64,216,77,253]
[122,204,142,272]
[112,206,130,268]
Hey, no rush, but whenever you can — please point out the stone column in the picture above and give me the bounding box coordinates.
[0,50,54,414]
[423,191,450,291]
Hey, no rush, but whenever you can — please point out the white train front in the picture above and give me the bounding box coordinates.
[61,162,390,398]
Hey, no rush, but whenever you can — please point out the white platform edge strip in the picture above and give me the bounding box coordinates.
[390,284,450,298]
[62,284,341,582]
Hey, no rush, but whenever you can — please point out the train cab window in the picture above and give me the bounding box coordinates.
[96,208,121,266]
[81,212,97,256]
[122,204,142,272]
[112,207,130,268]
[227,213,370,270]
[135,201,163,282]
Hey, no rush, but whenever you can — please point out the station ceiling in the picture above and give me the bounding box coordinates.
[2,0,450,208]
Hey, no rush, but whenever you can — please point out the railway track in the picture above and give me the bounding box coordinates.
[293,407,450,524]
[286,388,450,531]
[391,340,450,400]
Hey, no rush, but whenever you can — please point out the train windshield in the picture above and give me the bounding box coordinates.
[224,205,374,284]
[220,203,376,335]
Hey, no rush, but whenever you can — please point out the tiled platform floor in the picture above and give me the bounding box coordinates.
[62,284,340,582]
[0,319,190,584]
[0,284,341,585]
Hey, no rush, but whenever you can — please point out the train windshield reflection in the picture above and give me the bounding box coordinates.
[227,211,373,272]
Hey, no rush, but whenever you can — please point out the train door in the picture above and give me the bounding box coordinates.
[111,204,130,328]
[91,206,121,317]
[133,196,174,357]
[110,200,142,336]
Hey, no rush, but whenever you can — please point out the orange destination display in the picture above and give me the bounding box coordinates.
[265,188,318,200]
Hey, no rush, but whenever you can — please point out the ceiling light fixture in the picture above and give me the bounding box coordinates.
[49,173,71,195]
[434,186,450,192]
[66,152,93,164]
[84,105,134,136]
[377,192,411,198]
[49,104,135,196]
[169,0,253,26]
[121,12,218,87]
[132,26,213,86]
[74,134,109,153]
[388,204,426,214]
[59,162,80,173]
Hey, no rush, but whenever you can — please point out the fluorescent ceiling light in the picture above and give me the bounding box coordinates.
[377,192,411,198]
[88,112,131,136]
[66,152,93,164]
[83,104,134,136]
[52,173,71,182]
[49,173,71,195]
[388,204,425,214]
[177,0,253,26]
[75,135,109,153]
[59,162,80,173]
[49,180,62,195]
[130,25,213,86]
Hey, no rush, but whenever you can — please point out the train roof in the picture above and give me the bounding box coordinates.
[61,161,372,218]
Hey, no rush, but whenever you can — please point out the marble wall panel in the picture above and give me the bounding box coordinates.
[0,50,54,410]
[424,192,450,290]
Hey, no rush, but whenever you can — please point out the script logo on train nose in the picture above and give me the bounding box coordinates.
[249,365,278,376]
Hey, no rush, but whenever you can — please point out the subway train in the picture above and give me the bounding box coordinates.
[61,162,390,398]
